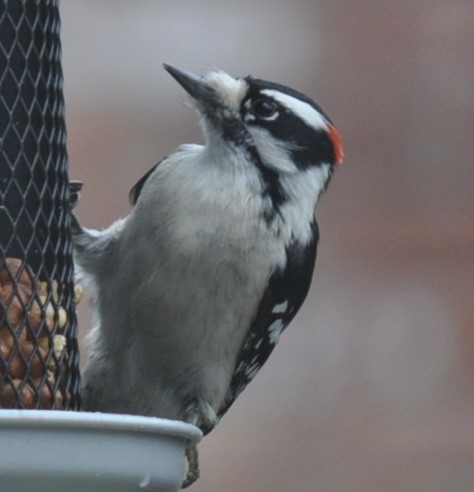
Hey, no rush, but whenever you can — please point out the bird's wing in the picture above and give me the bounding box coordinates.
[128,158,167,205]
[217,221,319,421]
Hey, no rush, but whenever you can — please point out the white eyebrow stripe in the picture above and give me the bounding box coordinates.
[261,89,328,131]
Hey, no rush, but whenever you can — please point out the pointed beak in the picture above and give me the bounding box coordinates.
[163,64,215,105]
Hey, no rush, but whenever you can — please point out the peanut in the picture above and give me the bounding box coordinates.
[0,379,36,409]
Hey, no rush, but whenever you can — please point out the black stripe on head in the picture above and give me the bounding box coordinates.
[243,78,337,169]
[265,110,335,169]
[246,78,334,124]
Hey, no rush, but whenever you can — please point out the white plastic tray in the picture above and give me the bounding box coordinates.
[0,410,202,492]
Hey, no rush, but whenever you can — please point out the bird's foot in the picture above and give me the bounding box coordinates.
[181,444,199,488]
[184,398,217,435]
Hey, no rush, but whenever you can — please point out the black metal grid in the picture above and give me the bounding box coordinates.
[0,1,80,409]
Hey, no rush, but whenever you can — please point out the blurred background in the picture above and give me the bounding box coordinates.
[61,1,474,490]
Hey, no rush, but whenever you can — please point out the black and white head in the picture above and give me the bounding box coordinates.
[163,64,343,235]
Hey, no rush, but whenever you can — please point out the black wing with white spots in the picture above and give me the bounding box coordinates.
[217,221,319,421]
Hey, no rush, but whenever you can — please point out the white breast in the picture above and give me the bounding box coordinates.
[109,144,286,415]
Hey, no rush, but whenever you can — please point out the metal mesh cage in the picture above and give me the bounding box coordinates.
[0,1,80,409]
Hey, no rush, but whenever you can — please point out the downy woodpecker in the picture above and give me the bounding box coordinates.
[73,64,344,487]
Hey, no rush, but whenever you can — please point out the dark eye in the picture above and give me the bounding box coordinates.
[250,98,278,119]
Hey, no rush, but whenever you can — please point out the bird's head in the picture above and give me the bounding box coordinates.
[164,64,343,173]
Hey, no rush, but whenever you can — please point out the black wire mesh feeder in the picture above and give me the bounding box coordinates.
[0,0,79,411]
[0,2,200,491]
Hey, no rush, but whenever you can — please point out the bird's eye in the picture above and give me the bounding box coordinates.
[250,98,278,120]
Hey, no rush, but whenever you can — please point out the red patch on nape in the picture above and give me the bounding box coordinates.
[328,124,344,166]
